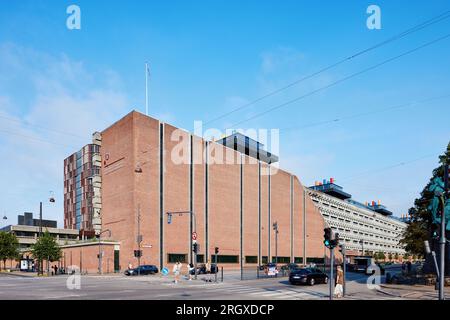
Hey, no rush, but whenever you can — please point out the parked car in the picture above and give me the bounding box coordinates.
[124,265,159,276]
[190,263,218,275]
[289,267,328,286]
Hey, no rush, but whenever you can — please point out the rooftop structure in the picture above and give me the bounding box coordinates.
[216,131,279,164]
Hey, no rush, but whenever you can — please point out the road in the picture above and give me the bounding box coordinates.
[0,267,424,300]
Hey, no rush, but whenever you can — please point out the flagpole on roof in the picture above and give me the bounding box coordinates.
[145,62,149,116]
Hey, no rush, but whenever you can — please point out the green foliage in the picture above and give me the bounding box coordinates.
[400,142,450,256]
[377,251,386,260]
[388,253,393,261]
[394,253,399,260]
[373,252,379,261]
[0,232,20,269]
[31,231,61,262]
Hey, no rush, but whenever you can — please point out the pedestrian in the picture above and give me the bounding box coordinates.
[188,263,194,280]
[205,260,212,282]
[54,265,58,275]
[407,261,412,274]
[128,262,133,270]
[173,261,181,284]
[334,265,344,298]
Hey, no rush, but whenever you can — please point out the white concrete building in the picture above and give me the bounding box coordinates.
[306,180,407,257]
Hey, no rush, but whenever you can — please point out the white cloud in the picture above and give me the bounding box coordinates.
[0,43,130,227]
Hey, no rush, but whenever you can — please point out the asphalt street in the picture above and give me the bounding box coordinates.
[0,268,413,300]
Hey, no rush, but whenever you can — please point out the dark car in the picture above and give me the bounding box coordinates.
[190,263,218,275]
[124,265,159,276]
[289,268,328,286]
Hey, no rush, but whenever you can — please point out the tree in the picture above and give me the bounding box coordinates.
[378,251,386,261]
[0,232,20,270]
[388,253,393,262]
[31,231,61,274]
[394,253,399,261]
[400,142,450,256]
[373,252,379,262]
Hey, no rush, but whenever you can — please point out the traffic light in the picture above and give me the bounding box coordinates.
[134,250,142,258]
[324,228,332,248]
[331,232,340,248]
[192,242,198,254]
[215,247,219,255]
[324,228,340,249]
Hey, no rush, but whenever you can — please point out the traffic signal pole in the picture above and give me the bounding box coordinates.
[341,244,346,297]
[329,247,334,301]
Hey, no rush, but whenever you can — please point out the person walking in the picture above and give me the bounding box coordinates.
[188,263,194,281]
[334,265,344,298]
[173,261,181,284]
[206,260,212,282]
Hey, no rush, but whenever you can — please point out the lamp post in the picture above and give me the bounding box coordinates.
[98,229,111,274]
[38,196,55,275]
[166,211,198,279]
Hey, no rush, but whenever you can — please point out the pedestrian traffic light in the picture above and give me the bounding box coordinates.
[215,247,219,255]
[324,228,332,248]
[192,242,198,254]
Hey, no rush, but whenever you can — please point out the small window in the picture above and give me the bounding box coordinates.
[168,254,187,263]
[216,255,239,263]
[245,256,258,264]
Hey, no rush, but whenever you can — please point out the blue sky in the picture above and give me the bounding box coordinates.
[0,0,449,227]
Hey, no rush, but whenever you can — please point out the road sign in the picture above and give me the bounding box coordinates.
[142,245,153,248]
[162,267,169,276]
[192,232,197,240]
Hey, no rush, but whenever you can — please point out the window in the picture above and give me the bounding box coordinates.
[294,257,303,264]
[262,256,268,264]
[272,256,290,264]
[196,254,205,263]
[306,257,325,264]
[168,254,187,263]
[216,255,239,263]
[245,256,258,264]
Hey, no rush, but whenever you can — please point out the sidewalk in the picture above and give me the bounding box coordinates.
[381,283,450,293]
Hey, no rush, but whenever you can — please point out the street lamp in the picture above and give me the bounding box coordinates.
[273,221,279,265]
[166,211,198,280]
[98,229,111,274]
[38,197,56,275]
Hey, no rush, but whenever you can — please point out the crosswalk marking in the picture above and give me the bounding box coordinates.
[200,283,326,300]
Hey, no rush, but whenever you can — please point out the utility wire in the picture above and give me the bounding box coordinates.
[227,33,450,128]
[339,153,439,182]
[201,9,450,128]
[0,129,79,149]
[0,113,87,140]
[280,93,450,132]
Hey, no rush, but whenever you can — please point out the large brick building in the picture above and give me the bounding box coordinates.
[63,111,329,271]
